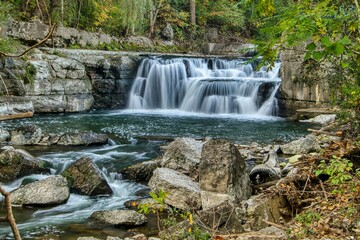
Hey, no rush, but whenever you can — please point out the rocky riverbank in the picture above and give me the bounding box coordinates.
[2,113,358,239]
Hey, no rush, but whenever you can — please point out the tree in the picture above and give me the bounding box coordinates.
[190,0,196,25]
[244,0,360,133]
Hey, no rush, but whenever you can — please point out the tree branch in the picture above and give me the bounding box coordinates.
[0,23,57,58]
[0,186,22,240]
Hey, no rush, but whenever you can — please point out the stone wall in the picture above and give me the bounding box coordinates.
[0,48,141,113]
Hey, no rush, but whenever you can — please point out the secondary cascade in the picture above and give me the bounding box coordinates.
[128,57,281,116]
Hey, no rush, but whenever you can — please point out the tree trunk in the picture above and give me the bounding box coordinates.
[190,0,196,25]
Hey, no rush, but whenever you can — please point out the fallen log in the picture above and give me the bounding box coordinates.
[0,112,34,121]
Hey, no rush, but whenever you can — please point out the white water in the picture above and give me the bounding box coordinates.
[128,58,281,116]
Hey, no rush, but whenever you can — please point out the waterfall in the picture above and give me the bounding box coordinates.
[128,57,281,116]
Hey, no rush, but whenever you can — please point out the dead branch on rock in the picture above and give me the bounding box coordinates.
[0,186,21,240]
[0,23,56,58]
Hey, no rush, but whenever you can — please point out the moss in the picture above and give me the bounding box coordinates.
[61,170,74,187]
[24,63,36,85]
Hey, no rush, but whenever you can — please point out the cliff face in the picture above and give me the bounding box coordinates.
[0,20,334,116]
[279,46,333,116]
[0,48,141,113]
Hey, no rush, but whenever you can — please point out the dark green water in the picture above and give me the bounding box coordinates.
[0,109,315,239]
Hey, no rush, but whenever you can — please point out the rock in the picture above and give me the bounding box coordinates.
[0,127,10,142]
[161,138,203,180]
[125,234,147,240]
[126,36,153,47]
[10,175,70,206]
[77,237,101,240]
[200,191,231,210]
[281,134,321,154]
[196,201,244,233]
[161,23,174,40]
[238,193,291,231]
[10,125,42,145]
[57,131,108,146]
[124,198,167,211]
[90,210,147,226]
[199,139,251,203]
[217,226,286,240]
[120,159,160,182]
[0,97,34,117]
[62,156,113,196]
[300,114,336,125]
[148,168,201,210]
[0,149,50,183]
[205,28,219,42]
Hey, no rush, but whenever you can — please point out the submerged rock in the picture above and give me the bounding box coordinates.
[90,210,147,226]
[148,167,201,210]
[199,139,251,203]
[0,148,50,183]
[10,175,70,206]
[62,156,113,196]
[57,131,108,146]
[11,125,42,145]
[161,137,203,180]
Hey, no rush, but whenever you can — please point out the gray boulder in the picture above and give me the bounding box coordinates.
[281,134,321,154]
[300,114,336,125]
[120,159,160,182]
[199,139,252,203]
[57,131,108,146]
[62,156,113,196]
[0,148,50,183]
[161,138,203,180]
[11,125,42,145]
[162,23,174,40]
[90,210,147,226]
[10,175,70,206]
[148,168,201,210]
[0,127,10,142]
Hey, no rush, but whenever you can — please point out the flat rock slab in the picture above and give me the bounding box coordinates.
[10,175,70,206]
[90,210,147,226]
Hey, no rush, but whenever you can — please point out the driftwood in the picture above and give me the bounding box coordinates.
[0,112,33,121]
[0,186,21,240]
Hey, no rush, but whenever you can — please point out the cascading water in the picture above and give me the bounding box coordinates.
[128,57,282,116]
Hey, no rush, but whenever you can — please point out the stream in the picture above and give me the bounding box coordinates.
[0,110,315,239]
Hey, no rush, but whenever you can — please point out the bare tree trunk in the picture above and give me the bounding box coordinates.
[0,186,21,240]
[190,0,196,25]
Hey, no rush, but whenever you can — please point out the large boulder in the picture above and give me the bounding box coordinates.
[57,131,108,146]
[10,175,70,206]
[199,139,252,203]
[90,210,147,226]
[62,156,113,196]
[148,168,201,210]
[237,193,291,231]
[0,148,50,183]
[120,159,160,182]
[280,134,321,155]
[161,138,203,180]
[11,125,42,145]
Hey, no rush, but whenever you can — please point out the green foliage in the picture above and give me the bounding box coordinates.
[315,156,354,185]
[24,63,36,84]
